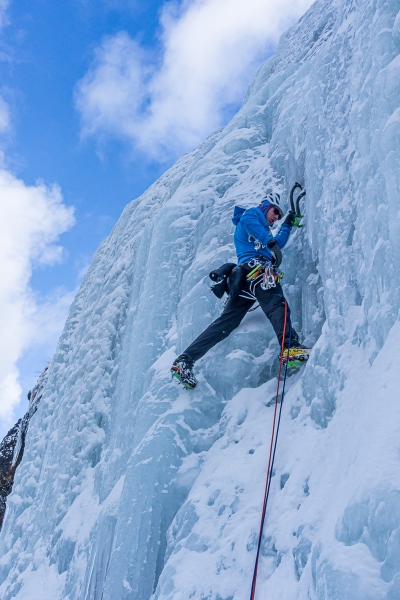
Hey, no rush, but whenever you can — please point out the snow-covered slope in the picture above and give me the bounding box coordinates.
[1,0,400,598]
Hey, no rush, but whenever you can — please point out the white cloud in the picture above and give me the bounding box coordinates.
[76,34,149,143]
[0,0,9,30]
[0,96,10,134]
[0,165,75,430]
[75,0,314,159]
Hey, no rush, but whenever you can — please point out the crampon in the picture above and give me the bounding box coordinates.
[280,347,311,368]
[170,356,197,389]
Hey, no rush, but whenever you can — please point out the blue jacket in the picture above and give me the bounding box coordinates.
[232,202,292,264]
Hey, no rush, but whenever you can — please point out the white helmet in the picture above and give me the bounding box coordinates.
[262,192,284,215]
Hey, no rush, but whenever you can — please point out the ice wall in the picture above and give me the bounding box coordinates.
[0,0,399,598]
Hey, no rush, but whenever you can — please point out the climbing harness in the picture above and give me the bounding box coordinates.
[261,263,283,290]
[249,300,292,600]
[240,259,284,301]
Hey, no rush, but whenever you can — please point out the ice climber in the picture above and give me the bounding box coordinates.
[171,190,311,389]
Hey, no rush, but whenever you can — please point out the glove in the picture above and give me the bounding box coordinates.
[282,211,295,227]
[267,240,282,267]
[282,210,304,228]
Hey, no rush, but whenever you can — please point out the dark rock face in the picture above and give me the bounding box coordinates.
[0,367,48,530]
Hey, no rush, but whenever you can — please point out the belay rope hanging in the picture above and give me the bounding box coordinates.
[249,181,306,598]
[249,299,292,600]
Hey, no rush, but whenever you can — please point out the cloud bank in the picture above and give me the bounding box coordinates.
[75,0,314,159]
[0,166,75,430]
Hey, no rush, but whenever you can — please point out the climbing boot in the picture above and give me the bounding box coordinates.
[280,344,311,368]
[171,355,198,389]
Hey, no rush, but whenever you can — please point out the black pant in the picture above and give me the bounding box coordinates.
[183,281,299,363]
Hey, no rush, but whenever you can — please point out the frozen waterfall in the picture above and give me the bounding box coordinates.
[0,0,400,598]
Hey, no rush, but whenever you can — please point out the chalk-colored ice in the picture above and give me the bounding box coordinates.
[0,0,399,598]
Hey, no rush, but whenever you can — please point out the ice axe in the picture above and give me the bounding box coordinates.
[289,182,306,228]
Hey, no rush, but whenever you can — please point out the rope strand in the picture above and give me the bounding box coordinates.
[249,300,291,600]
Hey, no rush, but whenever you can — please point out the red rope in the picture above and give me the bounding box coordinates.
[249,300,289,600]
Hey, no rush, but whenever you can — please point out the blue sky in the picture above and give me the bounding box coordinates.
[3,0,169,291]
[0,0,314,438]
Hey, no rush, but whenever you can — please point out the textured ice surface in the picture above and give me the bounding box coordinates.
[1,0,400,598]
